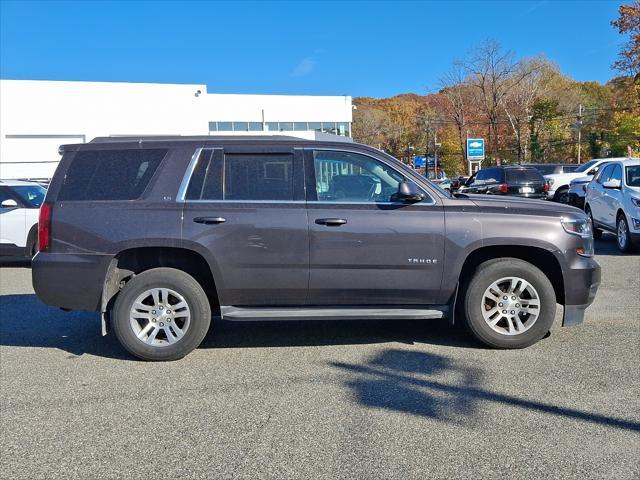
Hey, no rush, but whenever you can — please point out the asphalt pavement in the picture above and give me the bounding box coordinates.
[1,235,639,479]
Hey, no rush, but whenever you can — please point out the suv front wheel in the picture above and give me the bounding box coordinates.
[111,268,211,361]
[463,258,556,349]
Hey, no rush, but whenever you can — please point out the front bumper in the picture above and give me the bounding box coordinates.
[32,252,112,311]
[562,257,601,327]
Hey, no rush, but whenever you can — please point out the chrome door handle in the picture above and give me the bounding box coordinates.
[315,218,347,226]
[194,216,226,225]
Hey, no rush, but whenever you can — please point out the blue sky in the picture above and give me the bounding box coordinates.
[0,0,623,98]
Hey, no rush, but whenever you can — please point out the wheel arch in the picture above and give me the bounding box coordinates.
[101,246,220,316]
[457,245,565,306]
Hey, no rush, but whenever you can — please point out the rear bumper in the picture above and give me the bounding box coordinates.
[32,252,112,311]
[562,257,601,327]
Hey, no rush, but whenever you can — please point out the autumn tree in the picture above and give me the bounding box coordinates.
[465,40,530,163]
[611,1,640,77]
[439,62,470,162]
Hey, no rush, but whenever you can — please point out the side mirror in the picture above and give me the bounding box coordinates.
[603,180,621,189]
[1,199,18,208]
[587,169,596,175]
[395,180,425,203]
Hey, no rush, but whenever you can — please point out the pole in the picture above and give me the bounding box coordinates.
[467,130,471,177]
[577,104,583,164]
[434,130,438,179]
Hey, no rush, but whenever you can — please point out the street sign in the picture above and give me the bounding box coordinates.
[414,156,427,168]
[467,138,485,160]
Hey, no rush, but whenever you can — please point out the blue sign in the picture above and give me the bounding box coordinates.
[414,156,427,168]
[467,138,485,160]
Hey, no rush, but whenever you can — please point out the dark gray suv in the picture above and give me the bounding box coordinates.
[32,137,601,360]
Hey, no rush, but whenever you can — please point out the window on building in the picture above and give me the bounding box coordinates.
[337,122,350,137]
[265,122,279,132]
[294,122,307,131]
[217,122,233,131]
[248,122,264,131]
[308,122,322,132]
[208,122,217,132]
[279,122,294,131]
[233,122,249,132]
[59,149,166,201]
[322,122,337,135]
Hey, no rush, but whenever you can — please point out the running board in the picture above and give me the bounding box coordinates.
[220,306,447,322]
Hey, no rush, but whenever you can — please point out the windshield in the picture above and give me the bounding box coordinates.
[626,165,640,187]
[574,159,599,173]
[12,185,46,207]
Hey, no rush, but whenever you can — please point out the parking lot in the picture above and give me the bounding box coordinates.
[0,235,638,480]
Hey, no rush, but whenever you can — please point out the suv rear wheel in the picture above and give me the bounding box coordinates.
[111,267,211,361]
[463,258,556,349]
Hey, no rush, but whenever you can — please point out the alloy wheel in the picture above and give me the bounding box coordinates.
[481,276,541,336]
[618,217,628,250]
[129,288,191,347]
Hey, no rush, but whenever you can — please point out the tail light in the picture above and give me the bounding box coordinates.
[38,202,52,252]
[544,182,550,193]
[498,183,509,193]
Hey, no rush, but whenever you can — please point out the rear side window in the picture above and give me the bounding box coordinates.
[475,168,502,183]
[59,149,166,201]
[185,149,294,201]
[505,169,544,183]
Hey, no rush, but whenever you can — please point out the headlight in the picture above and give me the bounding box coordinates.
[561,218,594,257]
[631,197,640,209]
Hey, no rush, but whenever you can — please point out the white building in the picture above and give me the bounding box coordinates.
[0,80,353,179]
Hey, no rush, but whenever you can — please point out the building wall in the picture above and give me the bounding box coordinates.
[0,80,352,179]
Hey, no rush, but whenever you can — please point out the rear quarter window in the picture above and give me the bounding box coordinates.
[58,149,167,201]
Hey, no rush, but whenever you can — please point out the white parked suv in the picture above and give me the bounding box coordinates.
[585,158,640,253]
[545,158,615,203]
[0,180,47,257]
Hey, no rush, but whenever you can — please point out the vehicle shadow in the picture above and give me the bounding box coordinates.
[0,293,131,360]
[0,294,482,360]
[331,348,640,432]
[0,256,32,268]
[594,233,636,256]
[200,317,481,350]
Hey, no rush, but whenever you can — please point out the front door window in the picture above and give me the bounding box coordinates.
[312,150,405,203]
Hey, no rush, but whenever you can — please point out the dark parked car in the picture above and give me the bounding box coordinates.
[459,166,549,199]
[526,164,580,176]
[33,137,600,360]
[449,175,469,191]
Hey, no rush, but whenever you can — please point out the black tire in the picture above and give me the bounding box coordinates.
[111,267,211,361]
[585,206,602,240]
[616,214,633,253]
[554,187,569,204]
[462,258,556,349]
[25,225,38,258]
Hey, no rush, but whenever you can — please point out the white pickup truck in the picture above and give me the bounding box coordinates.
[545,158,616,203]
